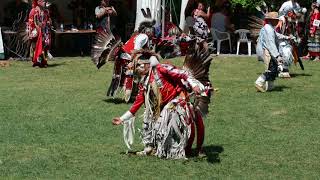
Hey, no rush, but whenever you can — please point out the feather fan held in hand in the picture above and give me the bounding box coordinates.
[183,40,213,116]
[91,30,122,69]
[248,16,264,38]
[7,10,31,59]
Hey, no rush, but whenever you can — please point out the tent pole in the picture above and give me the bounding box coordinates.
[179,0,188,30]
[161,0,165,38]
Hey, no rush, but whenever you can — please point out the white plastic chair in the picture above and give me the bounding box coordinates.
[235,29,251,56]
[209,28,232,55]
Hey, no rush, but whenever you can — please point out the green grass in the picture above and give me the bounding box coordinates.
[0,56,319,179]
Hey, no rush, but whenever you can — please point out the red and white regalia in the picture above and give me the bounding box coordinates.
[119,58,208,159]
[308,8,320,57]
[28,0,51,67]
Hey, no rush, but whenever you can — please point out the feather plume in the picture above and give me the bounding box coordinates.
[91,30,121,69]
[248,16,264,37]
[141,8,152,19]
[183,41,213,116]
[8,11,30,59]
[183,41,212,83]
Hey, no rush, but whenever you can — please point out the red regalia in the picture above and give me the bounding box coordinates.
[308,10,320,57]
[129,63,190,115]
[28,0,51,67]
[113,46,213,159]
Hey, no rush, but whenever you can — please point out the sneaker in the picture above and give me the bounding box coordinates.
[136,151,147,156]
[198,149,207,158]
[136,146,153,156]
[313,57,320,62]
[278,72,291,78]
[255,83,265,93]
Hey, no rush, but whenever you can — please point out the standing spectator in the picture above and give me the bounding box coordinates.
[95,0,117,33]
[192,2,210,41]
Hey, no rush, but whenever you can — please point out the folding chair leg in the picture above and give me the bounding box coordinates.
[229,39,232,53]
[248,41,252,56]
[217,41,221,55]
[236,41,240,55]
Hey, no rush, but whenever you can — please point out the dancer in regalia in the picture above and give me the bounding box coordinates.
[112,41,213,159]
[255,12,287,92]
[28,0,51,67]
[276,0,306,77]
[91,8,155,102]
[308,3,320,61]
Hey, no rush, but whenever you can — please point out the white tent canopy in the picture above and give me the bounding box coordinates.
[134,0,189,32]
[134,0,162,31]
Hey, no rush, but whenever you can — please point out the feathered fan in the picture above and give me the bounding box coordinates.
[183,41,213,116]
[248,16,264,38]
[248,1,267,38]
[6,10,31,59]
[91,30,121,69]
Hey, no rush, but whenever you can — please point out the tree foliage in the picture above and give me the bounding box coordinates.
[230,0,313,11]
[230,0,264,9]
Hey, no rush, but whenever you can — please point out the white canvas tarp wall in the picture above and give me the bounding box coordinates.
[134,0,162,31]
[134,0,189,32]
[179,0,188,31]
[0,27,4,59]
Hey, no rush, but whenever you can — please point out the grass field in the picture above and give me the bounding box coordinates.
[0,56,319,179]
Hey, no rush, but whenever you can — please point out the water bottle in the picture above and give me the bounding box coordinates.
[60,24,64,32]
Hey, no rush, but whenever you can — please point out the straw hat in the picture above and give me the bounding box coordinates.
[264,12,279,20]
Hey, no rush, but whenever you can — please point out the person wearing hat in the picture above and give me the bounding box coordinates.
[28,0,51,67]
[112,51,206,159]
[255,12,286,92]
